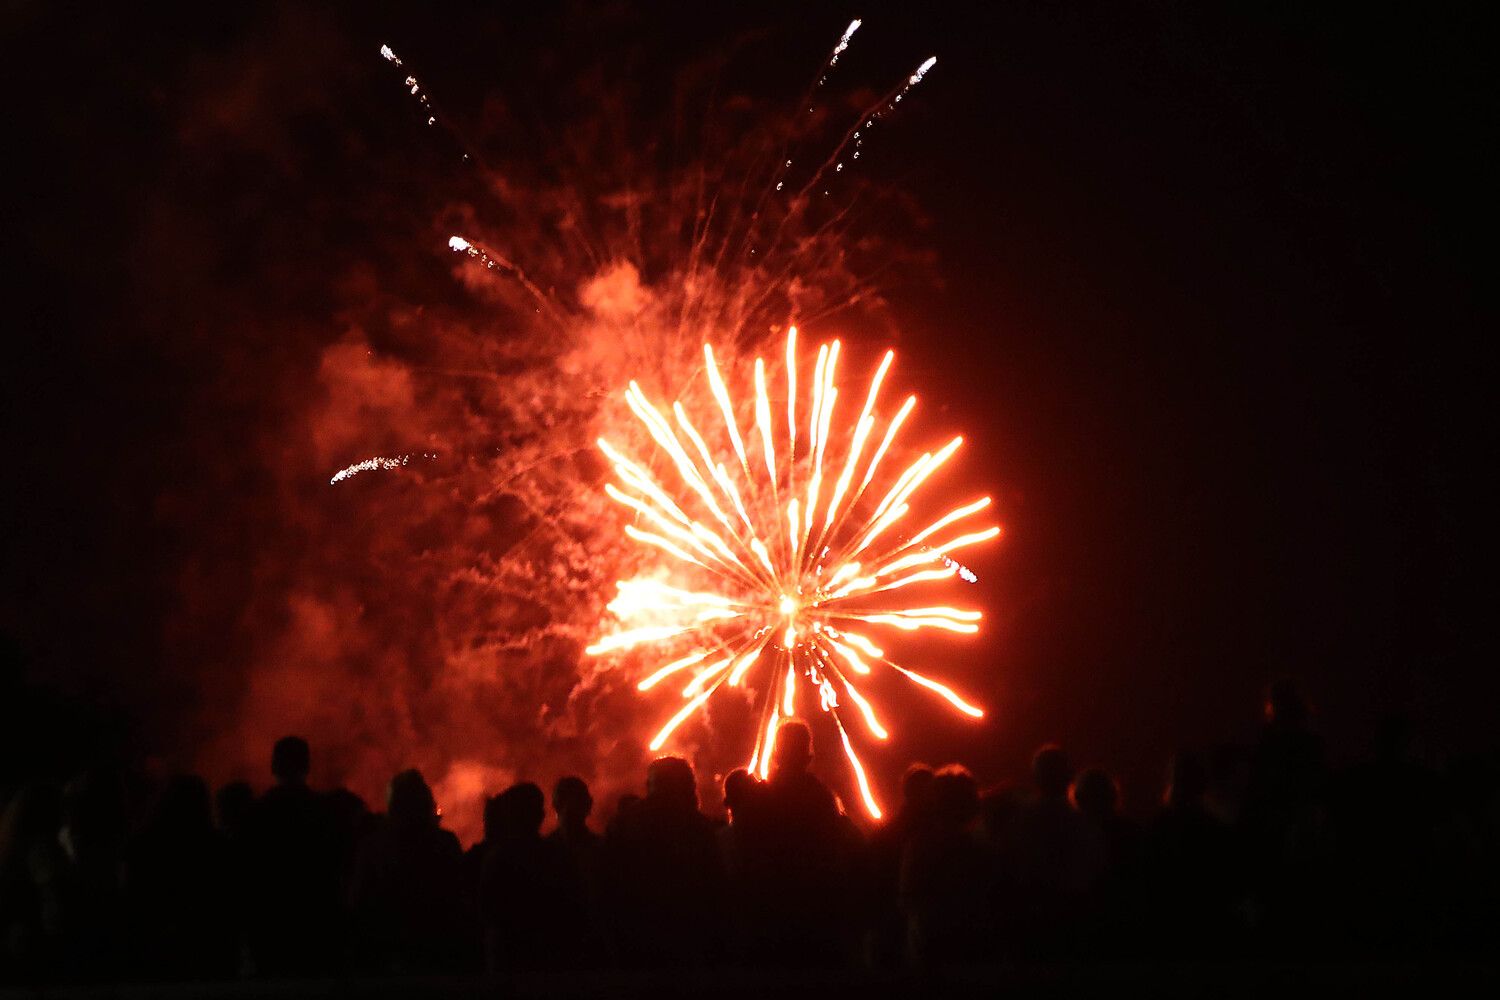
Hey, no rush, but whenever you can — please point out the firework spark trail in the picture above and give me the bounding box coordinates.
[380,44,439,128]
[733,43,939,320]
[381,17,932,362]
[792,54,938,205]
[329,453,437,485]
[827,19,862,70]
[589,330,999,817]
[447,236,570,327]
[387,21,930,372]
[791,16,863,179]
[751,19,900,276]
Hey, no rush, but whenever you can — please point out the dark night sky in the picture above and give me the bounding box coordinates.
[3,2,1490,812]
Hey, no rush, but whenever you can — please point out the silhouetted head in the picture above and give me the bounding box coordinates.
[495,782,546,837]
[1265,677,1309,727]
[1164,751,1208,809]
[1031,744,1074,799]
[387,769,437,829]
[271,736,311,786]
[722,768,756,818]
[325,787,370,836]
[771,720,814,777]
[978,782,1023,841]
[614,793,642,827]
[552,776,593,830]
[902,763,936,812]
[1070,768,1119,819]
[931,765,980,828]
[646,756,698,811]
[215,781,254,835]
[482,792,505,842]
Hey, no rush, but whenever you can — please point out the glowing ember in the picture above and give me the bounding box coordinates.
[588,329,999,817]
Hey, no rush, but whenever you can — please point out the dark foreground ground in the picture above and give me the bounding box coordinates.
[6,963,1500,1000]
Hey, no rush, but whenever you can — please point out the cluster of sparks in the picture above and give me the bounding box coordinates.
[587,329,999,818]
[328,452,437,485]
[379,44,438,128]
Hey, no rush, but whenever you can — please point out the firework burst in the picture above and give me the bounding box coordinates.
[588,327,999,818]
[305,16,968,835]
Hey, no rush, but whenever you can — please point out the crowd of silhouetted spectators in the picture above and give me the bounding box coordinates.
[2,678,1496,983]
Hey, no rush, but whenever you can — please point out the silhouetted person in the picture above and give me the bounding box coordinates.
[462,792,505,888]
[479,781,577,971]
[1248,678,1327,823]
[549,776,601,864]
[1328,714,1445,954]
[1204,743,1250,826]
[1145,751,1241,957]
[716,767,762,957]
[323,787,373,884]
[900,765,991,968]
[977,781,1024,849]
[56,768,129,978]
[127,774,235,979]
[349,769,464,973]
[723,768,755,816]
[1069,768,1139,955]
[872,764,937,882]
[1071,768,1137,876]
[977,781,1026,954]
[606,793,642,839]
[212,781,254,974]
[544,775,607,963]
[764,722,840,824]
[740,721,857,966]
[717,768,759,874]
[602,756,724,966]
[243,736,337,977]
[0,783,66,978]
[902,765,937,821]
[1006,745,1104,959]
[1245,679,1329,953]
[214,782,254,841]
[868,763,936,967]
[877,764,938,863]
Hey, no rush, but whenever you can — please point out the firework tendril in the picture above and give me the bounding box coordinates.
[588,328,999,818]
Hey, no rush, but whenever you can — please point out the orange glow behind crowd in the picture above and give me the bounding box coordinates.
[588,328,999,818]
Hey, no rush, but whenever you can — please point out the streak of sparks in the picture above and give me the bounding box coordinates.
[818,19,863,86]
[379,43,438,126]
[589,331,998,817]
[329,453,437,485]
[830,20,861,67]
[449,236,562,322]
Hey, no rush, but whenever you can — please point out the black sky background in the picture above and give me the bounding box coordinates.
[3,1,1490,811]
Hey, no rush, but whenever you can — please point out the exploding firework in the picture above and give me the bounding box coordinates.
[588,328,999,818]
[278,15,966,838]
